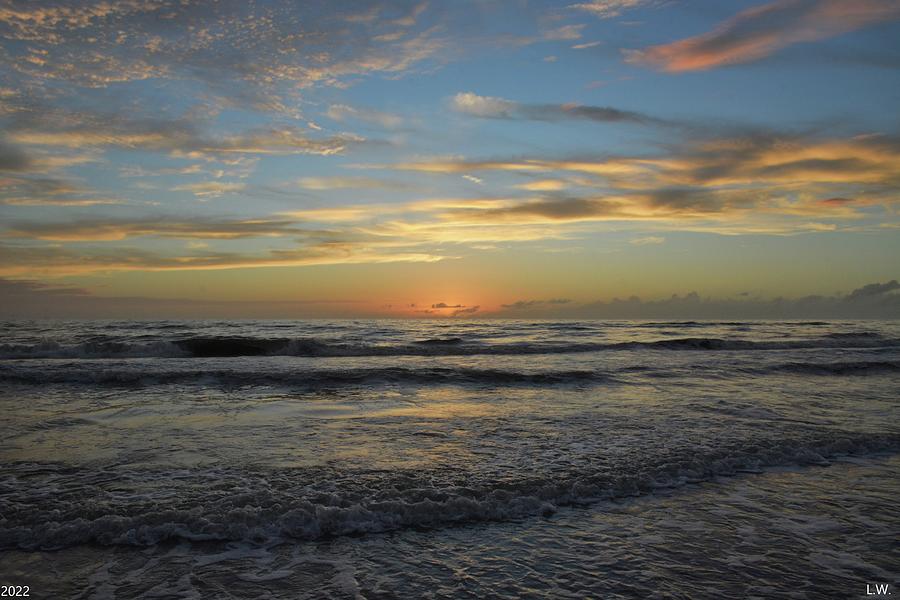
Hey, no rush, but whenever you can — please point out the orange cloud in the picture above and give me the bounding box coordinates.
[384,134,900,193]
[0,241,446,277]
[626,0,900,72]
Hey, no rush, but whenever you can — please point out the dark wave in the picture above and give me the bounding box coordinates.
[635,321,709,328]
[2,431,897,550]
[2,334,899,359]
[627,336,899,352]
[0,365,604,387]
[634,321,830,328]
[823,331,882,339]
[5,358,895,388]
[413,337,464,345]
[756,360,900,376]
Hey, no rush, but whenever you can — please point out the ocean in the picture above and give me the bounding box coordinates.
[0,319,898,598]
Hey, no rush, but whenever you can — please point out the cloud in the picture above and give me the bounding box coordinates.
[120,164,208,178]
[283,206,386,222]
[0,2,166,39]
[424,302,482,316]
[326,104,405,129]
[626,0,900,72]
[172,181,246,198]
[570,1,650,19]
[0,175,124,206]
[380,132,900,233]
[1,176,81,197]
[501,298,571,309]
[296,176,409,191]
[447,196,624,222]
[845,279,900,300]
[1,197,122,207]
[542,24,585,41]
[431,302,465,309]
[0,3,453,208]
[451,92,518,118]
[0,206,507,276]
[491,280,900,319]
[4,124,898,276]
[451,305,480,316]
[427,189,870,235]
[7,110,363,158]
[515,179,569,192]
[629,235,665,245]
[343,202,576,244]
[0,140,32,171]
[2,217,305,241]
[0,239,445,277]
[0,1,447,103]
[362,218,574,245]
[451,92,665,125]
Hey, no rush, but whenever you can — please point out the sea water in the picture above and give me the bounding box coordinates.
[1,320,898,598]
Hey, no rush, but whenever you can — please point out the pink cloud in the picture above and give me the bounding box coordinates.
[626,0,900,72]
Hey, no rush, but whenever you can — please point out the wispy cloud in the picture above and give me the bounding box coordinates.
[1,196,122,207]
[296,176,410,191]
[452,92,666,125]
[7,109,364,158]
[0,174,124,207]
[374,132,900,233]
[326,104,405,129]
[172,181,246,198]
[569,0,651,19]
[3,217,304,241]
[629,235,665,245]
[386,133,900,192]
[626,0,900,72]
[542,24,585,41]
[0,239,445,277]
[515,179,569,192]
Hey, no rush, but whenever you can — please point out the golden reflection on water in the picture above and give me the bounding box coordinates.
[1,385,503,469]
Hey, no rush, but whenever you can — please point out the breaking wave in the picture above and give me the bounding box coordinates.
[2,431,897,551]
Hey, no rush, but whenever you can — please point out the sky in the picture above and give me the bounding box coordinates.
[1,0,899,318]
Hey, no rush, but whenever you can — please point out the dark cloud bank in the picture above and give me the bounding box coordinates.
[497,281,900,320]
[570,291,898,320]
